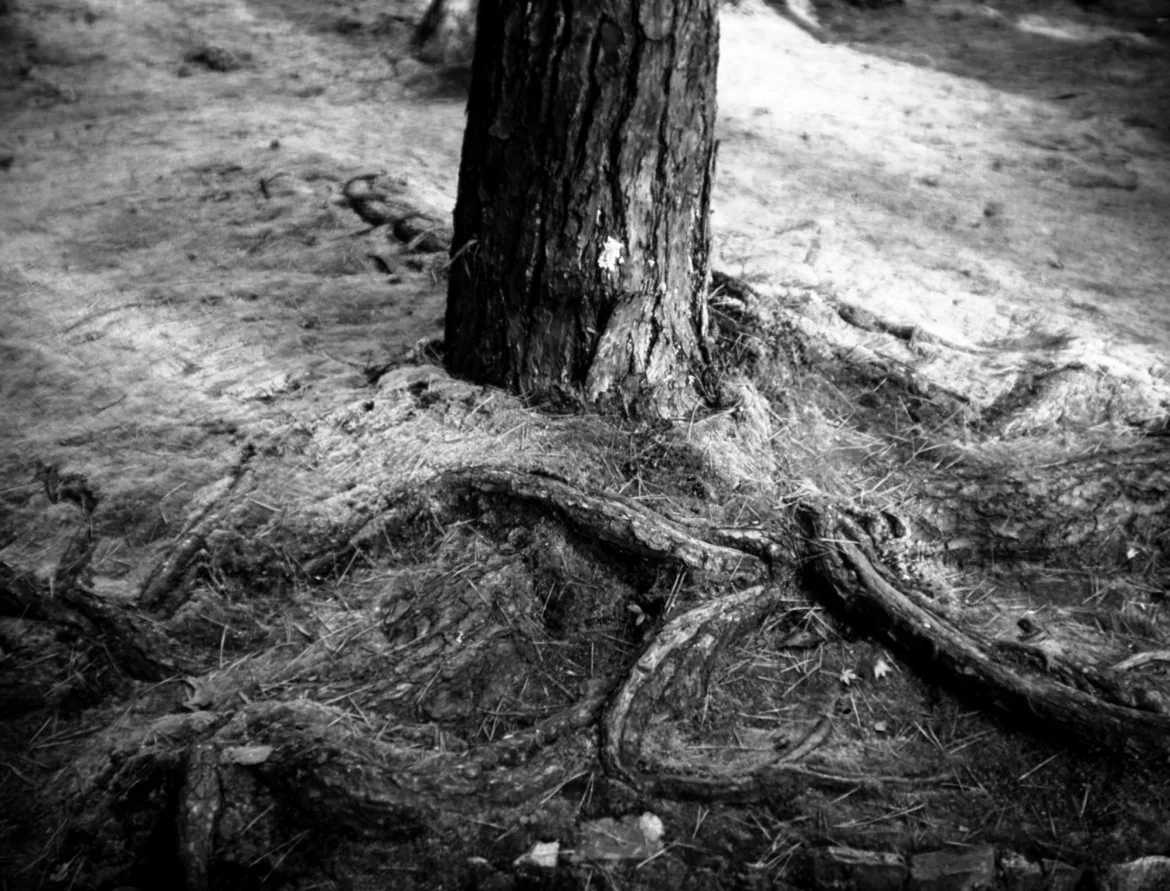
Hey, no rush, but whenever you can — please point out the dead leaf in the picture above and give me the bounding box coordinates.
[515,841,559,869]
[637,812,664,845]
[182,675,216,711]
[573,812,665,863]
[223,744,274,765]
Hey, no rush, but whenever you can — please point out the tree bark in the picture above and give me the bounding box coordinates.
[445,0,719,411]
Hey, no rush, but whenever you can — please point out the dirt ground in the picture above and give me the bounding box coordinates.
[2,0,1169,888]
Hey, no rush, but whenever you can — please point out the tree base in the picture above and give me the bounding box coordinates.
[4,274,1170,889]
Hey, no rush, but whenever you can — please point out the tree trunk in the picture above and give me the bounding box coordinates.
[445,0,719,412]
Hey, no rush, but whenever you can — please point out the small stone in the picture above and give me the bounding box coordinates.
[909,846,995,891]
[185,45,243,72]
[812,846,908,891]
[514,840,559,869]
[1000,851,1044,891]
[1102,856,1170,891]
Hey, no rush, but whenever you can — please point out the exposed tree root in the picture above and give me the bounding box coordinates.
[8,280,1170,886]
[802,506,1170,752]
[439,466,769,577]
[600,580,950,801]
[2,532,197,682]
[16,462,1168,856]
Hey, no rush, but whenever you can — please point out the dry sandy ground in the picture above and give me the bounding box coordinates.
[1,0,1169,882]
[719,0,1170,405]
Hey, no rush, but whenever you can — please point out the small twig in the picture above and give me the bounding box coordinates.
[776,707,834,764]
[1018,752,1060,782]
[61,303,145,334]
[1112,650,1170,672]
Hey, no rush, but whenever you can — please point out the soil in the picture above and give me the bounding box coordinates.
[1,0,1169,889]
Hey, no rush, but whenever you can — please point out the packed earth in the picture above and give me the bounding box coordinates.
[2,0,1170,888]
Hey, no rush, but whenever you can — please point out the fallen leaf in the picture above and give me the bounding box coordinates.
[637,812,664,845]
[223,744,274,765]
[182,676,216,711]
[515,841,559,869]
[573,812,665,863]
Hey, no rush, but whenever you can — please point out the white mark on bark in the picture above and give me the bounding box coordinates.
[598,236,624,273]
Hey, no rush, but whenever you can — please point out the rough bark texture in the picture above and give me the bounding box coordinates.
[445,0,718,409]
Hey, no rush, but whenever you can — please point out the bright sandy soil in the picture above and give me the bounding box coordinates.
[719,0,1169,405]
